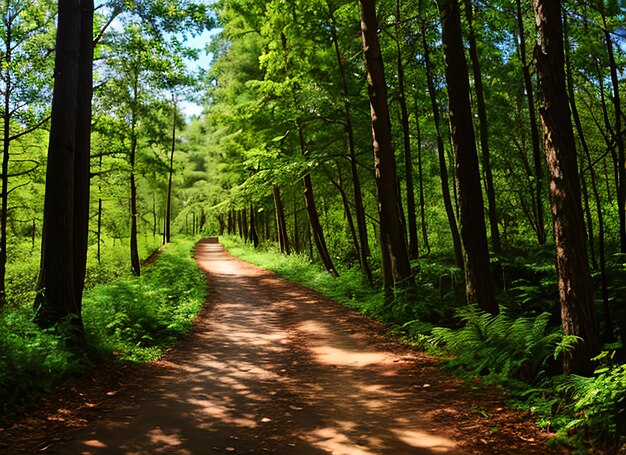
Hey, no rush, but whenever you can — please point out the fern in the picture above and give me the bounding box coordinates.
[431,306,562,383]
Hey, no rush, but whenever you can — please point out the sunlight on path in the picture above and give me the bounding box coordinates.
[47,240,530,454]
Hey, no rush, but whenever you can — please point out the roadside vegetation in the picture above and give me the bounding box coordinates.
[0,239,206,412]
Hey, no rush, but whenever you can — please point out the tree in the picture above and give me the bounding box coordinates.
[533,0,600,375]
[0,0,54,306]
[34,0,83,330]
[359,0,412,291]
[437,0,497,314]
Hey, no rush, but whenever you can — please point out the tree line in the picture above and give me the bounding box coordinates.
[203,0,625,376]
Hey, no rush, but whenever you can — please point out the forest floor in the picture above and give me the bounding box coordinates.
[0,240,568,454]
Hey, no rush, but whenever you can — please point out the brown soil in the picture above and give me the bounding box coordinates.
[0,240,567,454]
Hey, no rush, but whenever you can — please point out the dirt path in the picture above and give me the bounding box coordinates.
[3,241,561,454]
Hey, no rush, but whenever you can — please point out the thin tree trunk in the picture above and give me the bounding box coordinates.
[564,13,613,341]
[359,0,412,288]
[395,0,419,260]
[420,22,464,269]
[0,19,11,306]
[249,203,259,247]
[300,129,338,277]
[273,185,290,255]
[327,0,372,282]
[293,191,300,253]
[465,0,500,253]
[129,73,140,277]
[516,0,546,245]
[534,0,600,375]
[330,162,360,268]
[600,12,625,253]
[164,95,176,244]
[414,103,430,255]
[438,0,497,314]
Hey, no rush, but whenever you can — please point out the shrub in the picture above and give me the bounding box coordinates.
[431,306,562,382]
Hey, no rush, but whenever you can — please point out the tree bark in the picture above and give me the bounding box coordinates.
[438,0,497,314]
[464,0,500,253]
[35,0,82,327]
[534,0,600,375]
[516,0,546,245]
[420,22,464,269]
[73,0,93,304]
[359,0,412,288]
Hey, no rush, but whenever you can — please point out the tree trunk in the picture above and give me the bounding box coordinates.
[464,0,500,254]
[273,185,290,255]
[359,0,412,288]
[395,0,419,260]
[73,0,93,304]
[327,0,372,282]
[35,0,82,328]
[420,22,464,269]
[516,0,546,245]
[164,96,176,244]
[600,12,625,253]
[534,0,600,375]
[301,170,338,276]
[438,0,497,314]
[0,21,11,306]
[564,13,613,341]
[129,109,140,276]
[414,103,430,255]
[330,163,361,270]
[249,203,259,248]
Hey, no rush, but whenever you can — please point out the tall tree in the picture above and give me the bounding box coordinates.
[515,0,547,245]
[534,0,600,375]
[359,0,412,290]
[0,0,54,305]
[34,0,83,329]
[464,0,501,253]
[438,0,498,314]
[419,19,464,269]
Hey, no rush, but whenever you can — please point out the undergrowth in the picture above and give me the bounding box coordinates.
[0,239,206,412]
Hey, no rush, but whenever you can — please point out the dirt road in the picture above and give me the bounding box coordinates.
[9,241,558,454]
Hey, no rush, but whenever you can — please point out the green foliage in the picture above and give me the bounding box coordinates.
[552,352,626,450]
[431,306,562,382]
[83,240,206,362]
[0,307,81,410]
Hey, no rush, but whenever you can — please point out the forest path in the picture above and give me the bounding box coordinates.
[7,240,558,454]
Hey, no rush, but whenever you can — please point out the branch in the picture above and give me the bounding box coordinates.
[8,116,51,141]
